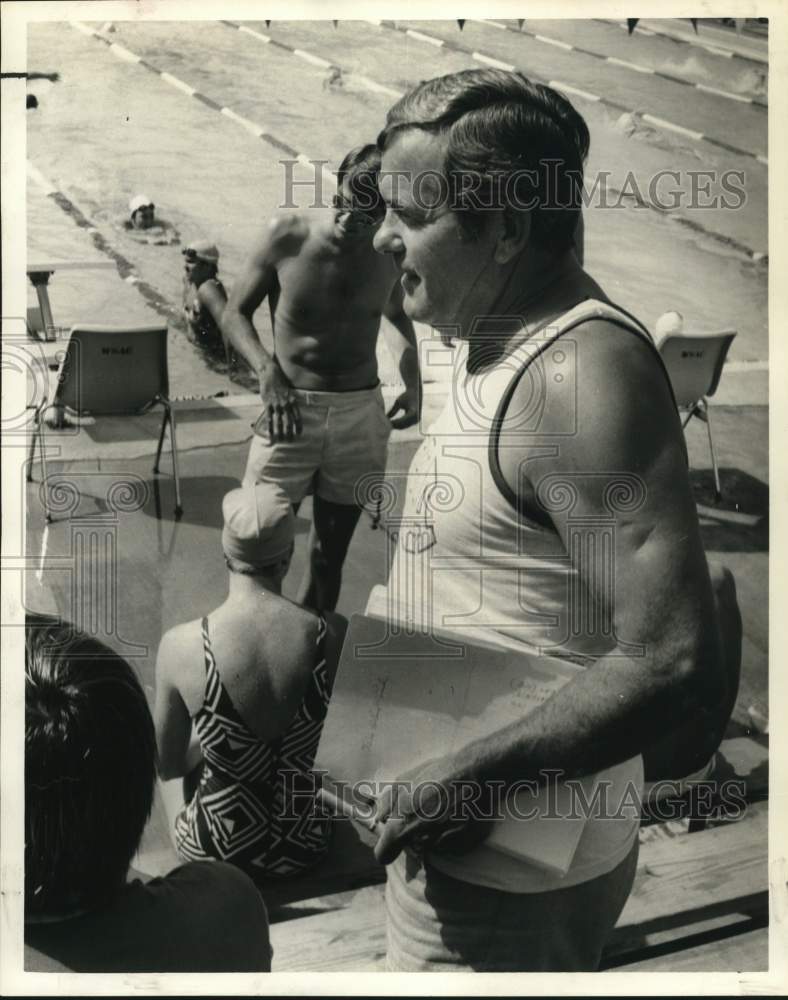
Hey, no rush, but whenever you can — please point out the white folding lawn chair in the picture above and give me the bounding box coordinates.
[27,324,183,521]
[657,330,737,502]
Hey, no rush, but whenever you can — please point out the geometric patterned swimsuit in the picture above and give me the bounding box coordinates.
[174,614,332,880]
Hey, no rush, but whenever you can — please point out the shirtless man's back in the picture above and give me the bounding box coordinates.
[222,144,420,611]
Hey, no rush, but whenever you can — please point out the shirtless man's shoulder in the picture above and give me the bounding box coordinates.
[260,210,316,267]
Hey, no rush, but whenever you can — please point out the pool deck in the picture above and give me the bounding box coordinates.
[22,383,768,724]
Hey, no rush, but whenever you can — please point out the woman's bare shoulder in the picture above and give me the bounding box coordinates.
[259,599,321,662]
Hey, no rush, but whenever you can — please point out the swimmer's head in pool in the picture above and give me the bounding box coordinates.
[129,194,155,230]
[182,241,219,282]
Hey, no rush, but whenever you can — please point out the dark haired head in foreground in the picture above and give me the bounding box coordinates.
[25,614,156,918]
[24,614,271,973]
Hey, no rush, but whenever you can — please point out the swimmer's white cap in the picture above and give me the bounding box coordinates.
[129,194,154,215]
[182,240,220,264]
[222,483,295,568]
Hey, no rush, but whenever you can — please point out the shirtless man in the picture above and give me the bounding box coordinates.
[222,144,420,612]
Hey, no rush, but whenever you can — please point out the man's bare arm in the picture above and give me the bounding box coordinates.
[222,215,305,374]
[472,327,723,772]
[382,278,421,429]
[222,214,308,438]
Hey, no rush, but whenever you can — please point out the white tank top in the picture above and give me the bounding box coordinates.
[385,299,668,893]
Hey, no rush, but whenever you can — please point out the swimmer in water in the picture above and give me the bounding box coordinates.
[122,194,180,245]
[182,240,229,359]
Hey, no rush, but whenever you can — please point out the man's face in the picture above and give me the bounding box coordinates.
[332,177,383,241]
[131,204,155,230]
[374,131,501,330]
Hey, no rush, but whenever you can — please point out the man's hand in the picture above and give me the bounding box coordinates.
[386,385,421,430]
[257,364,302,441]
[372,758,495,865]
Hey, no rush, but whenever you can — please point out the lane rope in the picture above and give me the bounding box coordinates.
[69,20,336,192]
[219,19,403,98]
[598,18,768,66]
[473,18,766,110]
[367,19,767,164]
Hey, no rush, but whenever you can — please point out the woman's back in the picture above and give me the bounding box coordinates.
[160,594,345,880]
[176,595,325,740]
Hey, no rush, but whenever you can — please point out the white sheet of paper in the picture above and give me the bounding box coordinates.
[317,611,597,875]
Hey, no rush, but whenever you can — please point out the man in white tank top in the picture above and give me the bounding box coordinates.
[366,69,736,972]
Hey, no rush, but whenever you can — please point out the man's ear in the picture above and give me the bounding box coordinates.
[494,210,530,264]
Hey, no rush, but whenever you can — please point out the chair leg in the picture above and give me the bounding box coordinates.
[166,405,184,518]
[27,420,39,482]
[153,408,169,475]
[35,410,52,523]
[703,400,723,502]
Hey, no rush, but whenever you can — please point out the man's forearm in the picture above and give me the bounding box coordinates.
[222,309,275,375]
[386,315,421,393]
[447,641,723,790]
[398,342,420,394]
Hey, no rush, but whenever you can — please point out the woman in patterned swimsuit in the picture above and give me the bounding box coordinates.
[154,482,347,880]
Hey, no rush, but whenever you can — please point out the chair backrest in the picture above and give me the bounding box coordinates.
[54,325,169,415]
[657,331,737,409]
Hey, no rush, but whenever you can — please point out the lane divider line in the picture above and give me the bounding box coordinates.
[27,161,56,196]
[407,28,443,46]
[641,113,704,141]
[351,74,403,98]
[293,48,333,68]
[472,52,514,70]
[373,20,767,163]
[607,181,766,261]
[69,21,336,192]
[220,20,404,101]
[108,42,142,65]
[238,24,271,43]
[220,106,264,137]
[467,18,767,110]
[696,83,752,104]
[160,71,196,96]
[547,79,601,103]
[534,34,573,51]
[606,56,655,74]
[602,18,767,65]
